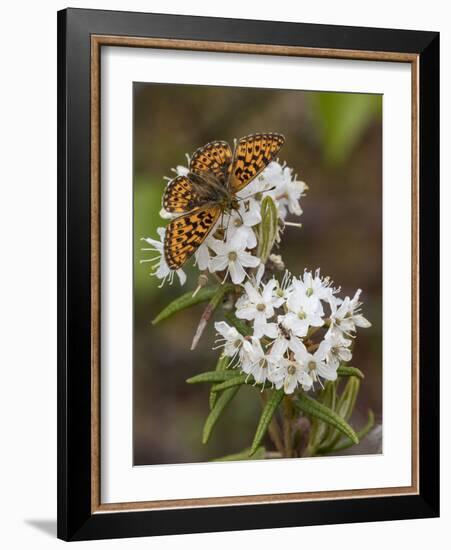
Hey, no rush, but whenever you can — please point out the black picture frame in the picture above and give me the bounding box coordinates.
[57,7,439,541]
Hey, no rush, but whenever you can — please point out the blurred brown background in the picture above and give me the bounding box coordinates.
[133,82,382,465]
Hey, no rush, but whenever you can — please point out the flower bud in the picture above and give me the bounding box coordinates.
[269,253,285,271]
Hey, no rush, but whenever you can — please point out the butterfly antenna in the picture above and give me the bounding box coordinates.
[236,186,276,202]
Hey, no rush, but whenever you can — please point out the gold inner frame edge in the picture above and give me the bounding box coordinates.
[90,35,420,514]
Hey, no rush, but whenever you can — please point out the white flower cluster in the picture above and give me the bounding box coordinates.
[215,269,371,394]
[141,159,307,286]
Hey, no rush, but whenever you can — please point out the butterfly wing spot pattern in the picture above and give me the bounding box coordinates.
[230,133,285,192]
[163,175,200,213]
[189,141,233,186]
[162,133,285,270]
[164,206,221,270]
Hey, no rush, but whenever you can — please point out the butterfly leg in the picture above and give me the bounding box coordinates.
[224,211,232,242]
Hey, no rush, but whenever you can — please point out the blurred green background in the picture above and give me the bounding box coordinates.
[133,82,382,465]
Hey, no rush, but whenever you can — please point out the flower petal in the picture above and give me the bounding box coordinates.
[229,260,246,284]
[209,255,229,272]
[238,251,260,268]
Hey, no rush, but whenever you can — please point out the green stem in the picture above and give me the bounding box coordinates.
[302,441,316,458]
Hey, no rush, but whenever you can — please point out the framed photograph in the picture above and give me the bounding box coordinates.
[57,8,439,541]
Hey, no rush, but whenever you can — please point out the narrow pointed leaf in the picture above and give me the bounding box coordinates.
[319,377,360,451]
[250,389,284,456]
[337,366,364,379]
[152,284,233,325]
[209,354,229,410]
[212,376,272,393]
[318,410,375,455]
[336,377,360,421]
[211,374,248,392]
[213,446,266,461]
[202,387,240,444]
[310,381,337,448]
[295,393,358,445]
[186,370,238,384]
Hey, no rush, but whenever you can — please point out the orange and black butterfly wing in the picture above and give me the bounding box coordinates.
[229,133,285,193]
[162,175,201,214]
[190,141,233,186]
[164,205,221,269]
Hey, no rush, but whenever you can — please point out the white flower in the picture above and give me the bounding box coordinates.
[275,170,307,217]
[171,154,191,176]
[329,289,372,336]
[282,288,325,338]
[269,348,312,394]
[214,321,246,367]
[271,317,305,355]
[289,269,335,308]
[194,240,212,271]
[225,197,261,249]
[194,227,220,271]
[194,219,221,271]
[140,228,186,287]
[317,328,353,369]
[159,207,178,220]
[291,338,338,388]
[279,312,321,339]
[269,253,285,271]
[256,162,307,219]
[271,270,292,302]
[237,167,276,200]
[175,165,189,176]
[208,231,260,284]
[234,197,262,227]
[235,278,283,338]
[241,337,282,384]
[258,162,286,194]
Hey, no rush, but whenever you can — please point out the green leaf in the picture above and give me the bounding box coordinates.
[209,354,229,410]
[318,410,375,455]
[312,92,382,165]
[322,380,337,410]
[335,377,360,422]
[224,311,252,336]
[186,370,238,384]
[310,381,337,448]
[337,366,364,379]
[250,389,284,456]
[212,446,266,461]
[256,196,279,263]
[295,393,358,445]
[152,286,228,325]
[211,374,248,392]
[318,377,360,451]
[202,387,240,444]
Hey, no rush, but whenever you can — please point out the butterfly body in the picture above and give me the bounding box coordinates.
[182,170,236,212]
[163,133,285,270]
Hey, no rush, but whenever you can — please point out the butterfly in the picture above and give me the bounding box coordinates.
[163,132,285,270]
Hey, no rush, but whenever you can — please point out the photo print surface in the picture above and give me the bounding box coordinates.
[134,82,382,466]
